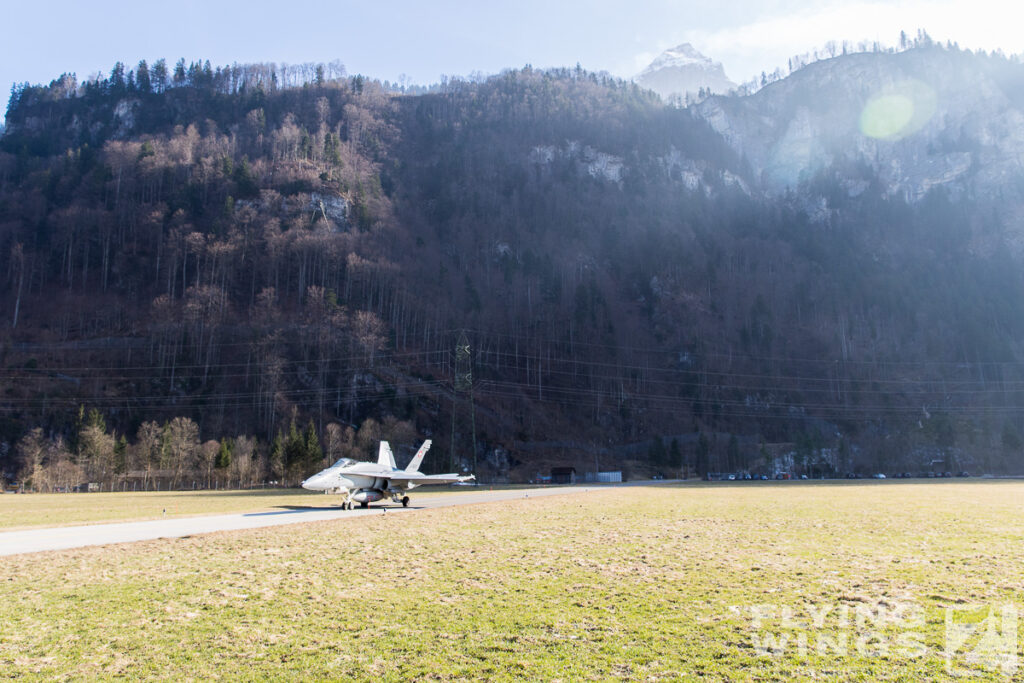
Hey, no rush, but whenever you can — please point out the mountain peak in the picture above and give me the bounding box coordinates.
[636,44,736,100]
[641,44,713,73]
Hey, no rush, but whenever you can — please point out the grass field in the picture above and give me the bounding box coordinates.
[1,481,1022,680]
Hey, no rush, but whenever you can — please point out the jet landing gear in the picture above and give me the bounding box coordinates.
[402,496,410,508]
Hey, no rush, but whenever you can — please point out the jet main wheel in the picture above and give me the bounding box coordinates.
[360,501,368,509]
[402,496,410,507]
[346,501,353,510]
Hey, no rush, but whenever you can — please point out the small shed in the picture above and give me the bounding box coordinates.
[550,467,577,485]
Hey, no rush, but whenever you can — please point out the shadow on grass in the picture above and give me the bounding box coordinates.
[252,504,424,515]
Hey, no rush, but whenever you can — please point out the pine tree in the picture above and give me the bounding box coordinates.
[647,437,667,467]
[696,432,710,476]
[173,58,186,86]
[136,60,151,93]
[215,438,233,470]
[305,420,323,470]
[269,434,284,481]
[727,435,740,472]
[109,62,126,93]
[152,58,168,92]
[669,438,682,471]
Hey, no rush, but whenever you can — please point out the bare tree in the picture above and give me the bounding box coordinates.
[324,422,353,466]
[231,435,256,487]
[163,417,200,488]
[199,440,219,488]
[15,428,46,490]
[135,421,163,489]
[354,418,384,461]
[352,310,387,366]
[79,423,116,486]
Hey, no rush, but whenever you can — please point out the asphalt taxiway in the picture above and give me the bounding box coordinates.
[0,485,607,556]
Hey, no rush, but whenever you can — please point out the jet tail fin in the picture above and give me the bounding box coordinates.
[407,440,432,472]
[378,441,397,469]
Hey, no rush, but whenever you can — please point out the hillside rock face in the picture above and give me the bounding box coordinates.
[4,46,1024,478]
[693,47,1024,204]
[636,44,736,100]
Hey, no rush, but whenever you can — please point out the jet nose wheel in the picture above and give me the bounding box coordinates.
[402,496,410,507]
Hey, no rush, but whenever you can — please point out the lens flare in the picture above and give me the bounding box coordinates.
[859,80,937,141]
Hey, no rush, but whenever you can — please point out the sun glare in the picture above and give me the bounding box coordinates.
[860,80,937,140]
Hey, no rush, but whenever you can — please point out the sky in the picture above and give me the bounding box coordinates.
[3,0,1023,122]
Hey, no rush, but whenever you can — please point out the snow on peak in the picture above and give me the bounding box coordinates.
[641,44,714,76]
[636,44,736,99]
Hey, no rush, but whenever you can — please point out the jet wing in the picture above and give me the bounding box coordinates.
[386,473,474,486]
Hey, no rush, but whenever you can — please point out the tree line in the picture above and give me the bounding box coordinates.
[13,408,417,492]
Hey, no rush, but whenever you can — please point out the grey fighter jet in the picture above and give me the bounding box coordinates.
[300,440,474,509]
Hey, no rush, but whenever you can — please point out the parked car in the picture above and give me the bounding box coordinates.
[958,471,970,477]
[872,473,886,479]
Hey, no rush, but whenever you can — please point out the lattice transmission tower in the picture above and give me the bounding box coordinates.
[449,330,477,474]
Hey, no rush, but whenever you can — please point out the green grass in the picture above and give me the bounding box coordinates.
[2,481,1023,680]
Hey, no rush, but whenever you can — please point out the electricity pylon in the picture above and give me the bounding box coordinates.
[450,330,477,474]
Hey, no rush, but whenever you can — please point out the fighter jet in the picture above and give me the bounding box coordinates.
[300,440,474,509]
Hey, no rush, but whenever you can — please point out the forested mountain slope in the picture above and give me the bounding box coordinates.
[2,46,1024,485]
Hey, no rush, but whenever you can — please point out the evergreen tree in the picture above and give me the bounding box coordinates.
[284,417,305,470]
[173,58,186,86]
[152,58,168,92]
[727,435,740,471]
[269,434,284,481]
[305,420,323,470]
[669,438,682,470]
[696,432,710,476]
[136,60,151,93]
[109,62,126,93]
[115,434,128,475]
[215,438,233,470]
[647,437,667,467]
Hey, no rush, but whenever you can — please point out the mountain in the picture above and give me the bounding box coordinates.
[636,44,736,100]
[3,45,1024,486]
[695,45,1024,203]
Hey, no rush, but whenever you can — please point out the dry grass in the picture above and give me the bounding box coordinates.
[1,480,1022,680]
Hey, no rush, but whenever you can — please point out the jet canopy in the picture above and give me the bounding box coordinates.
[330,458,357,469]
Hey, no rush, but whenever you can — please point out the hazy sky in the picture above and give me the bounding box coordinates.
[3,0,1022,120]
